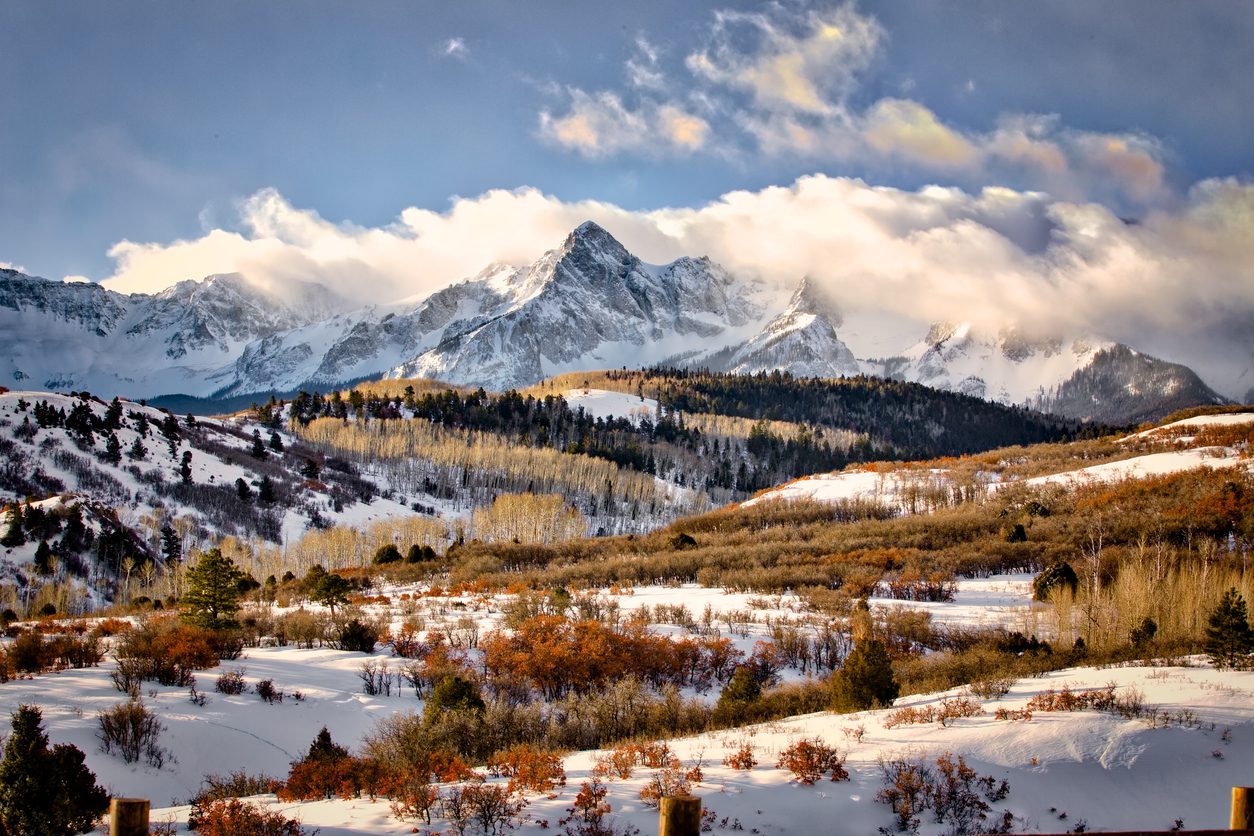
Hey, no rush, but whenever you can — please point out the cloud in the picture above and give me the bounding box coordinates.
[539,90,710,158]
[686,5,883,114]
[443,38,467,58]
[538,2,1174,210]
[98,178,1254,396]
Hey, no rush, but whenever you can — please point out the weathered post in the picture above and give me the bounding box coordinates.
[1233,787,1254,831]
[110,798,149,836]
[659,795,701,836]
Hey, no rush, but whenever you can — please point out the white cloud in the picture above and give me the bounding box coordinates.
[98,178,1254,396]
[0,262,25,273]
[443,38,467,58]
[687,4,883,114]
[538,2,1175,210]
[539,90,710,158]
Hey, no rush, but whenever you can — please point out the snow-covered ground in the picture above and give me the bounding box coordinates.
[6,575,1252,835]
[563,388,659,425]
[746,413,1254,514]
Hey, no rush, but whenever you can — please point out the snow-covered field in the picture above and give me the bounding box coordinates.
[563,388,659,425]
[746,413,1254,514]
[3,575,1252,835]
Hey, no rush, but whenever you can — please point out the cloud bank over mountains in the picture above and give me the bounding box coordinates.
[96,174,1254,399]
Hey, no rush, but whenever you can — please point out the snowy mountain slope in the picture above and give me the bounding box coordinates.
[1029,344,1227,424]
[391,222,768,390]
[745,412,1254,513]
[696,277,861,379]
[0,269,350,399]
[2,225,1232,425]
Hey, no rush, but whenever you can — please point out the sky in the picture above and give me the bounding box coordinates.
[3,1,1254,395]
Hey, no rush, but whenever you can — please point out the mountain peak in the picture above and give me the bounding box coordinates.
[786,276,843,327]
[562,221,631,263]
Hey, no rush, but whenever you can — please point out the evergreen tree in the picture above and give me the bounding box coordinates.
[180,548,246,629]
[373,544,402,565]
[269,431,284,453]
[180,450,193,484]
[1,504,25,548]
[1205,587,1254,669]
[424,675,485,722]
[312,573,351,617]
[159,413,181,445]
[0,704,108,835]
[830,638,899,712]
[717,666,762,709]
[127,436,147,461]
[33,540,54,575]
[103,433,122,465]
[258,476,276,504]
[236,478,252,502]
[300,459,321,480]
[102,397,122,431]
[184,412,197,428]
[250,430,267,459]
[305,727,348,762]
[161,524,182,565]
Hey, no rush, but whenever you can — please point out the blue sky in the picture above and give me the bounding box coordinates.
[3,0,1251,283]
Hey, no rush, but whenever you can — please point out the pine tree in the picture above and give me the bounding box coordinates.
[269,431,284,453]
[0,704,108,835]
[258,476,276,504]
[717,666,762,710]
[180,548,246,629]
[236,478,252,503]
[103,433,122,465]
[127,436,147,461]
[161,524,182,565]
[102,397,122,431]
[300,459,321,480]
[33,540,54,575]
[180,450,193,484]
[1205,587,1254,669]
[306,727,348,762]
[1,503,25,548]
[313,573,352,617]
[830,637,899,712]
[251,430,267,459]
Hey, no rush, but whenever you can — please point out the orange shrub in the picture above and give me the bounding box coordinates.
[723,745,756,770]
[189,798,303,835]
[777,738,848,785]
[487,744,567,794]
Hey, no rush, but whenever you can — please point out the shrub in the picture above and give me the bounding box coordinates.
[189,798,305,835]
[637,766,692,809]
[114,618,221,687]
[215,667,248,695]
[9,632,51,674]
[358,660,395,696]
[386,768,440,824]
[373,544,403,565]
[464,782,529,836]
[188,771,281,826]
[487,744,568,794]
[777,737,848,785]
[97,699,170,768]
[723,745,757,770]
[876,751,1010,834]
[338,618,381,653]
[256,679,284,704]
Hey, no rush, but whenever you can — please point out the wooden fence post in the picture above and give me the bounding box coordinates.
[659,795,701,836]
[1233,788,1254,831]
[109,798,149,836]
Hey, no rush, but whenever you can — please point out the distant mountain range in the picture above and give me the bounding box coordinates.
[0,223,1229,423]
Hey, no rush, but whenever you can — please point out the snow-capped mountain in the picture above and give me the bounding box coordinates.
[392,221,765,389]
[0,224,1231,423]
[695,276,861,379]
[0,269,349,398]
